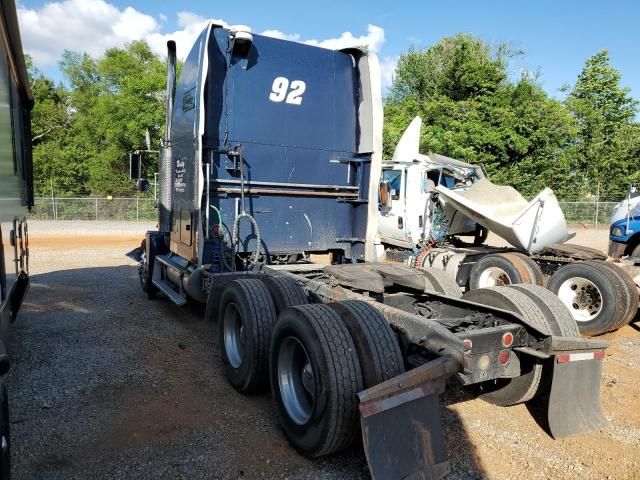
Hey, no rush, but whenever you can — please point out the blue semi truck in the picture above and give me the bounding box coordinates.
[0,0,34,478]
[130,23,611,479]
[609,186,640,259]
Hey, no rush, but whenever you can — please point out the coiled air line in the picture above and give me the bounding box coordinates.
[229,144,261,268]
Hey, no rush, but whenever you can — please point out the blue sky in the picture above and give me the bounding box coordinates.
[17,0,640,99]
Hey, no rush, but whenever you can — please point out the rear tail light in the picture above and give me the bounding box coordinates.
[497,349,510,366]
[501,332,514,347]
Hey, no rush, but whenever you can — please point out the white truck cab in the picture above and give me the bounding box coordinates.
[378,117,483,250]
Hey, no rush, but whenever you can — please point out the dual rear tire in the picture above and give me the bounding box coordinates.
[216,278,404,457]
[469,254,638,336]
[547,261,638,336]
[462,285,578,406]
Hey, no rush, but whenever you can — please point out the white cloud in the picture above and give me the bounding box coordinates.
[260,30,301,42]
[18,1,387,70]
[380,56,398,89]
[18,0,158,65]
[304,24,385,54]
[145,12,213,59]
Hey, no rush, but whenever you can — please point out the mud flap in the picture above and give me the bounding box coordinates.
[547,356,608,439]
[126,246,144,262]
[357,356,459,480]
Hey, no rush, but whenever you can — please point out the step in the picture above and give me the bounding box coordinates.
[152,257,188,306]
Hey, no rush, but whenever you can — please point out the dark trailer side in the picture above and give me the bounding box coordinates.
[129,22,609,480]
[0,0,34,478]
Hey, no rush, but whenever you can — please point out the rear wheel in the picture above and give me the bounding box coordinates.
[218,279,278,393]
[508,284,579,337]
[590,260,639,330]
[469,253,532,289]
[138,240,156,299]
[0,384,9,480]
[327,300,404,387]
[261,276,309,314]
[547,261,629,336]
[462,287,551,406]
[507,252,545,286]
[270,304,363,457]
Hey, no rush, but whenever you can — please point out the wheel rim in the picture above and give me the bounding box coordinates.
[277,336,315,425]
[557,277,603,322]
[478,267,511,287]
[223,302,244,368]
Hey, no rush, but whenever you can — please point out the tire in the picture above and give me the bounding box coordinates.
[270,304,363,457]
[261,276,309,314]
[138,240,156,299]
[507,252,545,286]
[547,261,629,336]
[218,279,278,393]
[0,384,9,480]
[462,287,551,406]
[327,301,405,387]
[473,225,489,246]
[590,260,639,330]
[421,268,462,298]
[508,284,579,337]
[469,253,533,289]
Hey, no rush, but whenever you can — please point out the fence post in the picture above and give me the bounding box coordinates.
[95,198,98,220]
[594,182,600,230]
[136,197,139,222]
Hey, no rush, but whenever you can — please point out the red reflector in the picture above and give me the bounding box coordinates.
[502,332,514,347]
[556,354,570,364]
[594,351,605,360]
[497,349,510,365]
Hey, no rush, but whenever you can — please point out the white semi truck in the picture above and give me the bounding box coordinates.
[378,117,638,336]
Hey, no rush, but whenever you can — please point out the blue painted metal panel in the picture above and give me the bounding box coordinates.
[171,26,371,261]
[200,29,368,257]
[610,217,640,243]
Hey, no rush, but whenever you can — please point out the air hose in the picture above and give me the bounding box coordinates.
[231,144,262,267]
[209,205,235,272]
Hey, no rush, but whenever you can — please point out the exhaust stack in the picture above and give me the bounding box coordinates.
[158,40,177,233]
[165,40,177,141]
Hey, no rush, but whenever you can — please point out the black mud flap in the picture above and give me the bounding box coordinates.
[10,272,30,322]
[547,355,608,439]
[357,356,459,480]
[126,246,144,262]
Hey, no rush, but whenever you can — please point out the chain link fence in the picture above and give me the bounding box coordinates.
[30,197,157,221]
[557,201,619,226]
[29,197,623,226]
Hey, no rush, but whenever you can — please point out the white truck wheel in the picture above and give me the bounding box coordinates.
[547,261,630,336]
[469,253,533,289]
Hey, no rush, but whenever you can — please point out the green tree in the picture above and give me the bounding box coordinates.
[565,50,639,198]
[60,41,167,196]
[26,55,88,196]
[385,34,577,198]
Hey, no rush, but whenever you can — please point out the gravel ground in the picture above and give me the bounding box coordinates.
[6,221,640,479]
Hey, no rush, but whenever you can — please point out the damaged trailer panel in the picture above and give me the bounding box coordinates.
[130,24,610,480]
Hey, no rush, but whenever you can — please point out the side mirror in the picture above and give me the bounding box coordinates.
[631,184,638,194]
[380,180,392,209]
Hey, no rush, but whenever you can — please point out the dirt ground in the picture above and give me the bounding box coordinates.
[8,221,640,479]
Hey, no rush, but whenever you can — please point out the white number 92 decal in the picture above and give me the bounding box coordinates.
[269,77,306,105]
